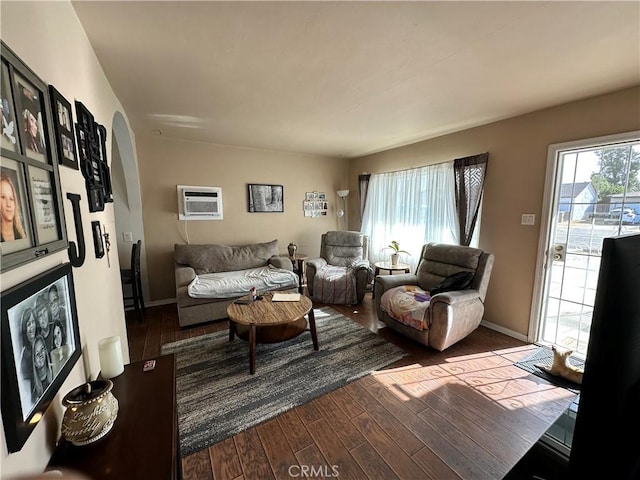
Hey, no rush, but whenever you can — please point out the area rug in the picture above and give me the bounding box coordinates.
[160,306,408,457]
[514,345,584,393]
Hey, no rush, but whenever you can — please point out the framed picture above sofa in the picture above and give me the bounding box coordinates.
[247,184,284,213]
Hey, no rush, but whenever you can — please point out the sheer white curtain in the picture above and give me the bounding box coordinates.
[360,162,459,273]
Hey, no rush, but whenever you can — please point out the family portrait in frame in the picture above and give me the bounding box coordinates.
[1,263,81,453]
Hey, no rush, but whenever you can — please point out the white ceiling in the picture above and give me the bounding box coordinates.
[72,1,640,159]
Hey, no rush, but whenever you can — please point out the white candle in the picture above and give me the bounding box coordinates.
[98,336,124,378]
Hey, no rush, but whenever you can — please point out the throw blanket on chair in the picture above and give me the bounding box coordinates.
[380,285,431,330]
[313,265,357,305]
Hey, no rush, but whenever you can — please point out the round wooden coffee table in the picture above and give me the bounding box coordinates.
[226,293,318,374]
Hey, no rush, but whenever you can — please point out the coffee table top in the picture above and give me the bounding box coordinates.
[226,292,312,327]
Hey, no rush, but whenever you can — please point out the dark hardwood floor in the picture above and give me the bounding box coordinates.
[125,292,575,480]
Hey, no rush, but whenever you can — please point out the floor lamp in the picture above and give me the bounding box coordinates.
[336,189,349,230]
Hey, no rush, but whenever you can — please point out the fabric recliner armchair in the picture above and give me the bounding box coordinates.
[373,242,494,351]
[306,231,372,305]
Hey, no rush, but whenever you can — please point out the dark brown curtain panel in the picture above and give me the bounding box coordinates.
[358,173,371,221]
[454,153,489,246]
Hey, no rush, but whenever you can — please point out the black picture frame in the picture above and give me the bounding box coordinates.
[1,263,81,453]
[74,101,111,212]
[0,41,68,272]
[248,184,284,213]
[91,220,104,258]
[48,85,78,170]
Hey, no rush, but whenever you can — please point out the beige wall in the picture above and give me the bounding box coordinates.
[135,135,348,302]
[1,2,133,476]
[348,86,640,338]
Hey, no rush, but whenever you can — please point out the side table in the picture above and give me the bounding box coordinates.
[48,354,179,479]
[289,253,308,293]
[372,261,411,299]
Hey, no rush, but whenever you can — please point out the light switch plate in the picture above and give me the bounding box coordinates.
[123,232,133,242]
[521,214,536,225]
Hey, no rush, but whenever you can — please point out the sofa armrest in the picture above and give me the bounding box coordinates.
[175,264,196,288]
[269,255,293,271]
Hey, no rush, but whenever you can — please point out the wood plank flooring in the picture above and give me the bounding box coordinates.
[125,293,576,480]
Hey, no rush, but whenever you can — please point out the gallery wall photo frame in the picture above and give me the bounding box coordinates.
[74,100,112,212]
[247,184,284,213]
[1,263,81,453]
[1,40,68,272]
[48,85,78,170]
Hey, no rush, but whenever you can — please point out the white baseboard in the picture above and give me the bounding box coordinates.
[480,319,530,343]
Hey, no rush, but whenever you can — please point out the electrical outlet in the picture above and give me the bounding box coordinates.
[521,214,536,225]
[123,232,133,242]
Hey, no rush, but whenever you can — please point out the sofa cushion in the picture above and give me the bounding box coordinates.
[416,243,482,291]
[175,240,279,274]
[380,285,431,331]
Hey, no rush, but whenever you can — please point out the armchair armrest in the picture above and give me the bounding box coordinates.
[269,255,293,271]
[430,289,482,306]
[305,258,327,296]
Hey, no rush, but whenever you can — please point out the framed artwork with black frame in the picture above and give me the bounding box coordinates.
[0,40,67,272]
[248,184,284,213]
[1,263,81,453]
[75,101,111,211]
[48,85,78,170]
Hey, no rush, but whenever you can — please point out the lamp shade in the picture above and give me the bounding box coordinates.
[336,189,350,198]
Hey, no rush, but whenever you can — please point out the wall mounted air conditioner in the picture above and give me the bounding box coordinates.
[177,185,223,220]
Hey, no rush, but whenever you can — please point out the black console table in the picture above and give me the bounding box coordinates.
[48,354,179,479]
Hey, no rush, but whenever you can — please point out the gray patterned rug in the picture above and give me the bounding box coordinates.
[160,306,407,457]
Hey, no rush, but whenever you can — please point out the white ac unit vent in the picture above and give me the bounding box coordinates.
[177,185,223,220]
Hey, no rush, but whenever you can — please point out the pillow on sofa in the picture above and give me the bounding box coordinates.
[430,271,475,295]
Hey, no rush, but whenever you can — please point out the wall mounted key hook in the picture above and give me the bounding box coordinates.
[66,193,86,267]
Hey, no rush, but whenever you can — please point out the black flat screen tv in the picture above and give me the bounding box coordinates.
[568,232,640,479]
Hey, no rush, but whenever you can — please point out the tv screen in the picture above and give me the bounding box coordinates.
[569,232,640,479]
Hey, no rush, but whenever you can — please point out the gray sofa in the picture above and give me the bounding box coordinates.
[174,239,298,327]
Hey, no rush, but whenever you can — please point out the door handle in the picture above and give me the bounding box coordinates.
[551,243,566,262]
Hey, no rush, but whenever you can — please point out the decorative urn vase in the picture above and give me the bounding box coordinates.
[391,253,399,266]
[61,379,119,446]
[287,242,297,257]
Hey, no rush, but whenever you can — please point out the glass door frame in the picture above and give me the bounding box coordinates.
[528,130,640,344]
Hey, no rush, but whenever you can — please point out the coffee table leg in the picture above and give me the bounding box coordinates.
[249,324,256,374]
[308,309,319,351]
[229,320,236,341]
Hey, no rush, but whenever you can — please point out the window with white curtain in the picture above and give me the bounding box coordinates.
[360,162,460,272]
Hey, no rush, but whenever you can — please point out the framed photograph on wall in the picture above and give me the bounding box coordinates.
[0,157,33,253]
[248,184,284,213]
[48,85,78,170]
[1,41,68,272]
[1,263,81,453]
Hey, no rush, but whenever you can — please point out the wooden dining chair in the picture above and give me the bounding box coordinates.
[120,240,145,322]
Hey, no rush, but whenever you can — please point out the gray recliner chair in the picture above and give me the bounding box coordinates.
[374,242,494,351]
[306,231,372,305]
